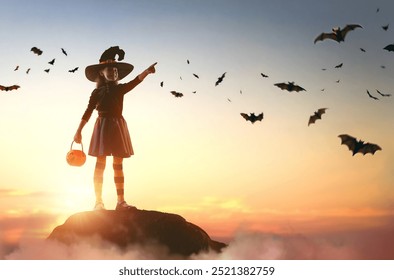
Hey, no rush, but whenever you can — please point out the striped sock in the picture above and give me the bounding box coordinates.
[113,158,125,202]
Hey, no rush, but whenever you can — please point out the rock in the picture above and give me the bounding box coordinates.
[47,208,226,258]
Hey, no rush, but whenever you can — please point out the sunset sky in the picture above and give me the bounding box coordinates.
[1,0,394,259]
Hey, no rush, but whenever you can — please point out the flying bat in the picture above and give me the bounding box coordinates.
[240,112,264,123]
[335,63,343,68]
[314,24,362,44]
[383,44,394,52]
[26,68,31,74]
[274,82,306,92]
[360,48,366,52]
[382,24,389,31]
[14,65,19,71]
[0,85,20,91]
[366,90,379,100]
[376,90,391,97]
[160,81,163,87]
[193,73,199,79]
[187,59,190,64]
[48,58,55,65]
[44,69,50,73]
[68,67,79,73]
[31,47,43,55]
[215,72,226,86]
[170,91,183,97]
[308,108,327,126]
[261,73,268,78]
[61,48,68,56]
[338,134,382,156]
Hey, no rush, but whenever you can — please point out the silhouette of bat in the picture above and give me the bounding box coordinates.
[383,44,394,52]
[193,73,199,79]
[308,108,327,126]
[314,24,362,43]
[14,65,19,71]
[31,47,43,55]
[48,58,55,65]
[335,63,343,68]
[26,68,31,74]
[261,73,268,78]
[240,112,264,123]
[44,69,50,73]
[215,72,226,86]
[360,48,366,52]
[170,91,183,97]
[338,134,382,156]
[160,81,163,87]
[61,48,68,56]
[382,24,389,31]
[187,59,190,64]
[366,90,379,100]
[274,82,306,92]
[0,85,20,91]
[68,67,79,73]
[376,90,391,97]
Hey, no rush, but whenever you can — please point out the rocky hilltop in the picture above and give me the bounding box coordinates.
[48,208,226,258]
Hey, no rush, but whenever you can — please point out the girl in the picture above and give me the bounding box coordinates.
[73,46,156,210]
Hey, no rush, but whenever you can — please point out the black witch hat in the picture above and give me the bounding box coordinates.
[85,46,134,82]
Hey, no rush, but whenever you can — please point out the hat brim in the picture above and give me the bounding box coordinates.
[85,62,134,82]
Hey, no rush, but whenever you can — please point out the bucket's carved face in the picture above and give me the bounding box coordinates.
[66,150,86,166]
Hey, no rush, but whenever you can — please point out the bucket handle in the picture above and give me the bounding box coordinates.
[70,140,84,151]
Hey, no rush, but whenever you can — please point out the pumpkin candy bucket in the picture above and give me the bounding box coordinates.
[66,141,86,167]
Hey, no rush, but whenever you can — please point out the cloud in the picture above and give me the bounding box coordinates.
[5,236,179,260]
[4,223,394,260]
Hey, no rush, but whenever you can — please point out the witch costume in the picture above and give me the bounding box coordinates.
[82,46,140,158]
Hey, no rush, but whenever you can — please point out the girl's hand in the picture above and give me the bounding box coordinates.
[146,62,157,74]
[74,132,82,143]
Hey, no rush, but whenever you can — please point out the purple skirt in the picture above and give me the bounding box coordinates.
[88,116,134,158]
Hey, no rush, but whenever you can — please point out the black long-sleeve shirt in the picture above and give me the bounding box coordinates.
[82,77,141,122]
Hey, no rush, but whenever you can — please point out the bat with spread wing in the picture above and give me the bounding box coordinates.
[215,72,226,86]
[314,24,362,44]
[308,108,327,126]
[274,82,306,92]
[31,47,43,55]
[338,134,382,156]
[170,91,183,97]
[240,112,264,123]
[0,85,20,91]
[68,67,79,73]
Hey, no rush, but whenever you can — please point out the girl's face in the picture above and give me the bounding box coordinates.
[100,66,118,82]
